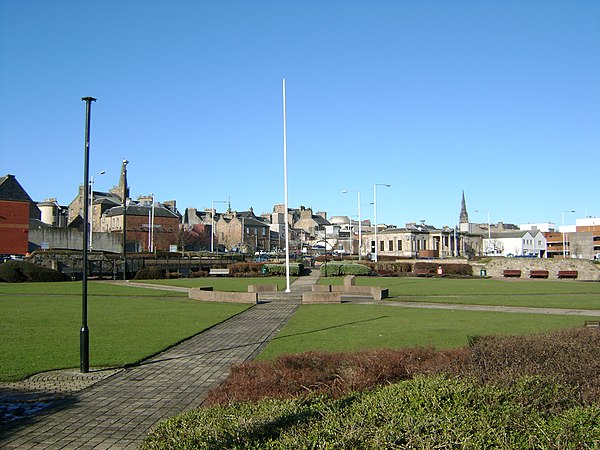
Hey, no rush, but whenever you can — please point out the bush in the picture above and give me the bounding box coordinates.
[413,262,472,276]
[320,262,371,277]
[133,267,166,280]
[229,263,264,276]
[264,263,303,276]
[0,261,70,282]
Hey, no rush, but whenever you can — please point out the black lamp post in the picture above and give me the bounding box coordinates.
[122,159,128,280]
[81,96,96,373]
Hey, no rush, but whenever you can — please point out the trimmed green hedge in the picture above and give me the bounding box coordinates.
[320,262,371,277]
[0,261,70,283]
[264,263,303,276]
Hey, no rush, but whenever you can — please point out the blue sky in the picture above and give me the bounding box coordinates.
[1,0,598,228]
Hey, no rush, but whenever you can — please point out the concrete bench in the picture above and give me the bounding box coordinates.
[529,270,549,279]
[189,288,257,304]
[503,269,522,278]
[302,292,342,304]
[584,320,600,328]
[209,268,230,276]
[557,270,578,279]
[248,284,278,293]
[314,285,389,301]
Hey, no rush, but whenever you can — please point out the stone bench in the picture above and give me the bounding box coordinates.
[503,269,522,278]
[312,284,389,301]
[557,270,578,279]
[302,292,342,304]
[248,284,278,293]
[529,270,549,279]
[189,288,257,304]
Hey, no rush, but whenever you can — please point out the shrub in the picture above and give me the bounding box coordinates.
[133,267,165,280]
[320,262,371,277]
[413,262,472,276]
[375,262,412,275]
[229,263,264,276]
[0,261,69,282]
[264,263,303,276]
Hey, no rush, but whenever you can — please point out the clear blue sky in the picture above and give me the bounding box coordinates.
[1,0,598,228]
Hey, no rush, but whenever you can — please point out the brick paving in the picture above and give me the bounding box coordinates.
[0,272,319,449]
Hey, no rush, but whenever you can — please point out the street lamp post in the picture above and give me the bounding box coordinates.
[561,210,576,257]
[342,190,362,260]
[474,210,490,255]
[211,200,227,253]
[373,183,391,262]
[122,160,129,280]
[80,96,96,373]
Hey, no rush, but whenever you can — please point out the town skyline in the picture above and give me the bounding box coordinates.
[1,1,598,227]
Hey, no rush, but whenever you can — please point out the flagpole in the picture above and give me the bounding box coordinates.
[283,78,291,292]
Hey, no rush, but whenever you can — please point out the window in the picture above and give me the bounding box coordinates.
[388,240,394,251]
[371,241,375,252]
[397,240,403,251]
[380,241,384,252]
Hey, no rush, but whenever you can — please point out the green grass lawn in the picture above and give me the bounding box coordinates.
[0,281,250,381]
[321,276,600,310]
[258,303,600,359]
[138,276,295,292]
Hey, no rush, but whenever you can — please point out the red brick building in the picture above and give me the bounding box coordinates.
[0,174,37,255]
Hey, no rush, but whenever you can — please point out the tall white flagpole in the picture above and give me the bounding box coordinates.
[283,78,291,292]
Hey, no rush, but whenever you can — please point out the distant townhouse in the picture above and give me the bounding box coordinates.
[215,209,270,253]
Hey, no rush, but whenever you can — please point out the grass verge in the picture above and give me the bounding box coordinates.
[0,282,249,381]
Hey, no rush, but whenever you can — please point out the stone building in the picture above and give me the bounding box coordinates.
[100,201,180,252]
[215,209,270,253]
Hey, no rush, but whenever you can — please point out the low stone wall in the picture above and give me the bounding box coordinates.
[302,292,342,304]
[189,289,258,304]
[474,257,600,281]
[248,285,279,293]
[313,284,388,301]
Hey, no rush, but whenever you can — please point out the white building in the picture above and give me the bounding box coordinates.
[486,230,547,257]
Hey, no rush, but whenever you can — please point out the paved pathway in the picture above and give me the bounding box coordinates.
[0,273,319,449]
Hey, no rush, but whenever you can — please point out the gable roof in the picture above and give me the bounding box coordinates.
[0,174,33,202]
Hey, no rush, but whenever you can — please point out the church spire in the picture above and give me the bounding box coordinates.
[459,190,469,224]
[110,159,130,202]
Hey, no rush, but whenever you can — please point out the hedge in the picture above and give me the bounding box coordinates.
[413,262,472,276]
[0,261,70,283]
[134,267,166,280]
[320,262,371,277]
[264,263,303,276]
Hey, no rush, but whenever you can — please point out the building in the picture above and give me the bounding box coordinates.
[215,209,271,253]
[0,174,39,255]
[100,200,181,252]
[360,222,470,259]
[486,230,547,257]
